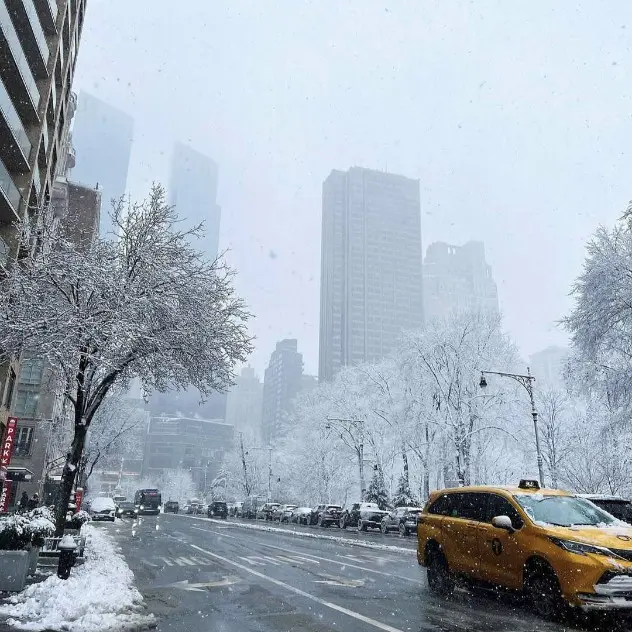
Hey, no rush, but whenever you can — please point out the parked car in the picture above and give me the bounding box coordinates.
[577,494,632,523]
[116,501,138,518]
[88,496,116,522]
[316,504,343,527]
[208,501,228,519]
[186,499,204,515]
[290,507,312,524]
[340,502,389,531]
[164,501,180,514]
[381,506,423,535]
[256,502,281,520]
[242,496,264,519]
[272,504,297,523]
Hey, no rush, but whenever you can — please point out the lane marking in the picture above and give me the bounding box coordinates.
[189,544,404,632]
[239,556,265,566]
[254,541,423,585]
[261,555,282,565]
[158,556,174,566]
[190,526,240,540]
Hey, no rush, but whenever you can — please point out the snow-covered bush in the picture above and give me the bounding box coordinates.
[0,512,54,550]
[67,510,91,531]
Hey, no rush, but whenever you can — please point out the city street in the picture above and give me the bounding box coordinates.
[102,513,626,632]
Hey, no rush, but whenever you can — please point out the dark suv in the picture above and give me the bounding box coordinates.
[164,501,179,514]
[340,502,388,531]
[208,501,228,519]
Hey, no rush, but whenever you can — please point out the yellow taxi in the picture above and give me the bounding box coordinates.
[417,480,632,619]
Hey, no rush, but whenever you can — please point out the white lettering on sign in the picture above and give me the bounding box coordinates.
[0,418,18,468]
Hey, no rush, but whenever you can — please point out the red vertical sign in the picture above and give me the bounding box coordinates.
[0,417,18,474]
[0,417,18,513]
[0,480,11,513]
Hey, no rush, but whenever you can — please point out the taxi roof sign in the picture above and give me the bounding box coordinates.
[518,479,540,490]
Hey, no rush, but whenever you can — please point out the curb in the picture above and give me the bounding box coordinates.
[177,514,415,555]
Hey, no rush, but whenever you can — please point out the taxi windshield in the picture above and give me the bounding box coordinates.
[515,494,619,527]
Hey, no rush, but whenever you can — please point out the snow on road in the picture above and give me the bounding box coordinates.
[0,525,155,632]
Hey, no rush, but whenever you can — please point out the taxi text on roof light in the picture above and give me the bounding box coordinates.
[518,479,540,490]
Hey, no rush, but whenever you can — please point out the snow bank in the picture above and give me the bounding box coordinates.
[181,514,414,554]
[0,525,155,632]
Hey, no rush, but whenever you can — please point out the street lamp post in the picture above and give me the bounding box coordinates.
[480,367,545,487]
[326,417,366,500]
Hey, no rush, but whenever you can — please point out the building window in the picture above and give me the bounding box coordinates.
[13,427,34,457]
[18,359,43,386]
[13,389,39,418]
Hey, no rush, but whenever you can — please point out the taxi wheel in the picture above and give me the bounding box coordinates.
[525,567,565,621]
[426,548,454,597]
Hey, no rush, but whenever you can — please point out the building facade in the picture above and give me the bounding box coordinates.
[422,241,499,322]
[225,367,263,440]
[261,339,305,445]
[69,91,133,237]
[142,416,234,493]
[318,167,423,382]
[0,0,89,492]
[169,142,221,260]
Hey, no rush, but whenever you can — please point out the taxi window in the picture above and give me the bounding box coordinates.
[454,493,487,521]
[427,494,453,516]
[486,494,524,530]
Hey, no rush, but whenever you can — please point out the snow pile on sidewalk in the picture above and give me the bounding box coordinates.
[0,525,155,632]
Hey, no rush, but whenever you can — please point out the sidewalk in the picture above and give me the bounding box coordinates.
[0,525,155,632]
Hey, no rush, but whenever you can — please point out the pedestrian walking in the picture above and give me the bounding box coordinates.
[18,491,29,511]
[26,492,40,510]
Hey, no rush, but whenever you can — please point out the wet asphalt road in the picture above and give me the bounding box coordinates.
[104,513,632,632]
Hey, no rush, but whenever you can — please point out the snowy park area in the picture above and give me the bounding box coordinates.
[0,526,154,632]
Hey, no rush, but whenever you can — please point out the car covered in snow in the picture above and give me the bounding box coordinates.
[290,507,312,524]
[272,504,297,523]
[381,506,423,535]
[256,502,281,521]
[314,504,343,527]
[88,496,116,522]
[339,502,388,531]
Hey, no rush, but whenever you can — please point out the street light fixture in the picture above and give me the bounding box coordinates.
[480,367,545,488]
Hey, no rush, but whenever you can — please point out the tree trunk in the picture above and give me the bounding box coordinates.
[54,423,87,535]
[401,444,409,487]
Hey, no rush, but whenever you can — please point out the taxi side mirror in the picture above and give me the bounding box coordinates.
[491,515,514,533]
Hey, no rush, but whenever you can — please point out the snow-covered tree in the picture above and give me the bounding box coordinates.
[365,465,389,509]
[392,473,418,507]
[0,186,252,532]
[83,392,147,482]
[159,469,197,504]
[564,213,632,409]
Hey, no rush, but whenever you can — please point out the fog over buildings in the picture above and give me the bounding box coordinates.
[70,1,632,376]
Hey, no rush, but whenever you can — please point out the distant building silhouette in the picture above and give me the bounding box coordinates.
[262,340,306,445]
[169,142,221,260]
[226,367,263,440]
[423,241,499,322]
[318,167,423,382]
[530,346,569,390]
[70,92,133,237]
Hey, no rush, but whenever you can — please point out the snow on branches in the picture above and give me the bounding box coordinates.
[0,185,252,531]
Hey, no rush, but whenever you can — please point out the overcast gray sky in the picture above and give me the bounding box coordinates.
[73,1,632,376]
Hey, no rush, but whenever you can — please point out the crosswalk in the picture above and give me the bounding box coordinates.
[150,551,382,570]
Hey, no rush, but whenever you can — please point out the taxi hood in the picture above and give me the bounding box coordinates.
[537,522,632,549]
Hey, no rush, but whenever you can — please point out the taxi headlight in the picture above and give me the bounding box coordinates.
[550,537,619,558]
